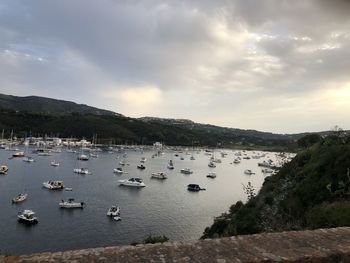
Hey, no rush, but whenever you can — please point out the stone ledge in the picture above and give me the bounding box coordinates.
[1,227,350,262]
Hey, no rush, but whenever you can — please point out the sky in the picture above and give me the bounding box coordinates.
[0,0,350,134]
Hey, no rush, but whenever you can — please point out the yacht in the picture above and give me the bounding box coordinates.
[113,167,126,174]
[208,162,216,168]
[187,184,205,191]
[151,172,167,179]
[167,160,174,169]
[244,169,255,175]
[190,155,195,160]
[23,156,34,163]
[180,168,193,174]
[17,210,38,224]
[137,164,146,170]
[73,168,89,175]
[59,198,85,208]
[12,193,28,203]
[51,160,60,167]
[0,165,9,174]
[206,172,217,178]
[78,154,89,161]
[42,180,64,190]
[118,178,146,187]
[12,151,25,157]
[106,205,120,217]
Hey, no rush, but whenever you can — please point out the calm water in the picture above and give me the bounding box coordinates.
[0,147,280,255]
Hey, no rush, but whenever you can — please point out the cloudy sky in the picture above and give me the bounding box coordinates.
[1,0,350,133]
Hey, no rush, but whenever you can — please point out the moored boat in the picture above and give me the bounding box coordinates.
[167,160,174,169]
[244,169,255,175]
[137,164,146,170]
[206,172,217,178]
[113,167,126,174]
[23,156,34,163]
[43,180,64,190]
[118,178,146,187]
[17,210,38,224]
[180,168,193,174]
[59,198,85,208]
[73,168,89,174]
[13,151,25,157]
[78,154,89,161]
[51,160,60,167]
[106,205,120,217]
[187,184,205,191]
[151,172,167,179]
[12,193,28,203]
[0,165,9,174]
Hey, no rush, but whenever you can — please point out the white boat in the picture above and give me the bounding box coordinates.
[17,210,38,224]
[208,162,216,168]
[258,160,274,168]
[118,178,146,187]
[78,154,89,161]
[119,160,126,166]
[113,216,121,221]
[244,169,255,175]
[64,187,73,191]
[187,184,205,191]
[73,168,89,175]
[90,153,98,158]
[42,180,64,190]
[167,160,174,169]
[137,164,146,170]
[113,167,126,174]
[180,168,193,174]
[151,172,167,179]
[12,151,25,157]
[12,193,28,203]
[0,165,9,174]
[23,156,34,163]
[262,168,274,174]
[190,155,195,160]
[59,198,85,208]
[51,160,60,167]
[106,205,120,217]
[140,157,147,163]
[233,158,241,164]
[206,172,217,178]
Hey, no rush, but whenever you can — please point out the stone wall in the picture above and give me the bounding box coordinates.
[1,227,350,262]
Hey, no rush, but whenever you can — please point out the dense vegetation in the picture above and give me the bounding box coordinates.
[0,107,297,149]
[131,235,169,246]
[202,131,350,238]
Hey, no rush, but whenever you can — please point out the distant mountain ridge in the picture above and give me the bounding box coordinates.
[0,93,118,116]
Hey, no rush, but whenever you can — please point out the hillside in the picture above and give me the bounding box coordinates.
[202,132,350,238]
[0,93,117,116]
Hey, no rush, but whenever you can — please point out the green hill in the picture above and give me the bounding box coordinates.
[202,132,350,238]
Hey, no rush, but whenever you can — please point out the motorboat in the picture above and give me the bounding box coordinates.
[140,157,147,163]
[187,184,205,191]
[12,193,28,203]
[42,180,64,190]
[23,156,34,163]
[59,198,85,208]
[167,160,174,169]
[244,169,255,175]
[119,160,126,166]
[73,168,89,175]
[113,167,126,174]
[190,155,195,160]
[180,168,193,174]
[106,205,120,217]
[208,162,216,168]
[206,172,217,178]
[90,153,98,158]
[0,165,9,174]
[118,178,146,187]
[78,154,89,161]
[137,164,146,170]
[233,158,241,164]
[151,172,167,179]
[113,216,121,221]
[258,160,274,168]
[262,168,274,174]
[51,160,60,167]
[17,210,38,224]
[64,187,73,191]
[13,151,25,157]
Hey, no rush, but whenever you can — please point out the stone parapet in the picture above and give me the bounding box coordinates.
[1,227,350,262]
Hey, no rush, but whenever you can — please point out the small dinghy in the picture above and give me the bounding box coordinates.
[206,172,217,178]
[51,160,60,167]
[244,169,255,175]
[107,205,120,217]
[113,167,126,174]
[73,168,90,175]
[18,210,38,224]
[12,193,28,203]
[0,165,9,174]
[64,187,73,191]
[113,216,121,221]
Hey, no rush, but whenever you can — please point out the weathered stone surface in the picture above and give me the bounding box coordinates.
[1,228,350,262]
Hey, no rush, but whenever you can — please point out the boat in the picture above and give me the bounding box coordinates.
[90,153,98,158]
[140,157,147,163]
[119,160,126,166]
[59,198,85,208]
[206,172,217,178]
[12,193,28,203]
[244,169,255,175]
[12,151,25,157]
[64,187,73,191]
[190,155,195,160]
[73,168,90,175]
[137,164,146,170]
[180,156,184,160]
[51,160,60,167]
[118,178,146,187]
[187,184,205,191]
[151,172,167,179]
[17,210,38,224]
[208,162,216,168]
[167,160,174,169]
[77,154,89,161]
[233,158,241,164]
[258,160,274,168]
[106,205,120,217]
[113,216,122,221]
[262,168,274,174]
[23,156,34,163]
[0,165,9,174]
[180,168,193,174]
[113,167,126,174]
[42,180,64,190]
